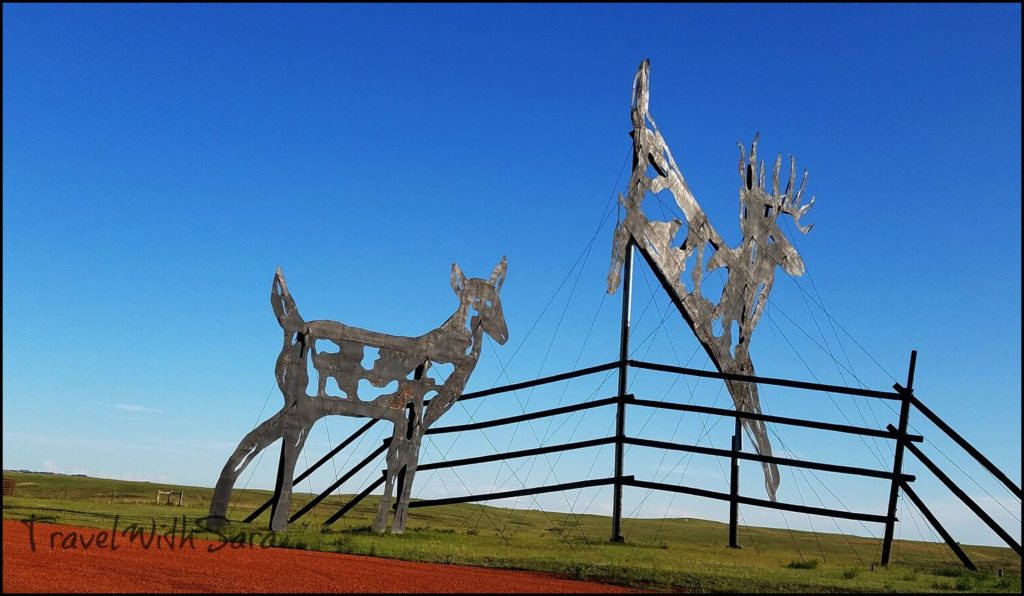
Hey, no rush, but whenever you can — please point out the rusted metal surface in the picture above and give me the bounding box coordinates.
[609,60,818,501]
[209,259,509,533]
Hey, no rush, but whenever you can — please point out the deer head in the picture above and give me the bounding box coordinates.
[736,134,816,276]
[451,257,508,345]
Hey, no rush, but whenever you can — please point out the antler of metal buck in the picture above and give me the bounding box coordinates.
[778,154,815,233]
[738,135,816,234]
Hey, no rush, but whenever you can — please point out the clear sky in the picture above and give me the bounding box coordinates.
[3,4,1020,550]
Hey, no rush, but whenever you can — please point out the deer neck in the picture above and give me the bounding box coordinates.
[438,302,486,360]
[433,302,469,344]
[442,301,470,332]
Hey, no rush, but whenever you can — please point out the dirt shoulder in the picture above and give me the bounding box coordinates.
[2,519,635,593]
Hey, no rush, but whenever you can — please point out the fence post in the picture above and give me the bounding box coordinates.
[881,349,916,566]
[611,240,634,543]
[729,416,742,548]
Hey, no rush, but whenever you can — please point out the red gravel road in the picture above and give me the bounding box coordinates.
[2,520,634,593]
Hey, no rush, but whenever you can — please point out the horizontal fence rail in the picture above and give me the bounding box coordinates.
[418,437,617,472]
[426,396,620,435]
[624,478,890,523]
[630,397,923,442]
[623,436,915,482]
[407,477,631,509]
[459,361,621,401]
[629,359,903,401]
[458,358,905,403]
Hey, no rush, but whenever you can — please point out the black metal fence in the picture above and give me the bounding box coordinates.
[241,348,1019,568]
[233,241,1023,570]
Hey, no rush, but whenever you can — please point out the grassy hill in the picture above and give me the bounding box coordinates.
[2,470,1019,592]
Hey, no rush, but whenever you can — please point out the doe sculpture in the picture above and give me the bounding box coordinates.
[208,258,509,533]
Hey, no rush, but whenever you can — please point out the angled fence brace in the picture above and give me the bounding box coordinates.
[323,473,387,527]
[244,419,380,523]
[893,426,1022,556]
[909,395,1022,499]
[289,440,391,524]
[900,481,977,571]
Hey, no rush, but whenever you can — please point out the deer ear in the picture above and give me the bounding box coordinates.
[450,263,466,294]
[490,256,507,292]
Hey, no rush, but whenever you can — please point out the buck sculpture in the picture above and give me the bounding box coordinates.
[609,60,817,501]
[208,258,509,533]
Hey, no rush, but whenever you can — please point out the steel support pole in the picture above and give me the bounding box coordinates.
[728,416,742,548]
[611,240,634,543]
[881,350,916,566]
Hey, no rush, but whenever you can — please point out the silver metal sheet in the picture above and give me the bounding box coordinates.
[209,259,508,533]
[609,60,818,501]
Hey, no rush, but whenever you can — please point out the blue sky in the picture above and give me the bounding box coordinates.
[3,4,1020,549]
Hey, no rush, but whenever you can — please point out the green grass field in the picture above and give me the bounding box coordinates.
[2,471,1019,593]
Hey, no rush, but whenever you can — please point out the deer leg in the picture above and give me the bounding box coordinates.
[269,418,309,532]
[372,470,395,533]
[727,372,782,502]
[744,416,781,502]
[373,431,403,533]
[392,449,420,535]
[733,382,781,502]
[743,380,781,503]
[208,409,287,530]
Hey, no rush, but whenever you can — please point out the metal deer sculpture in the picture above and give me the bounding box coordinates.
[208,258,508,533]
[609,60,817,501]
